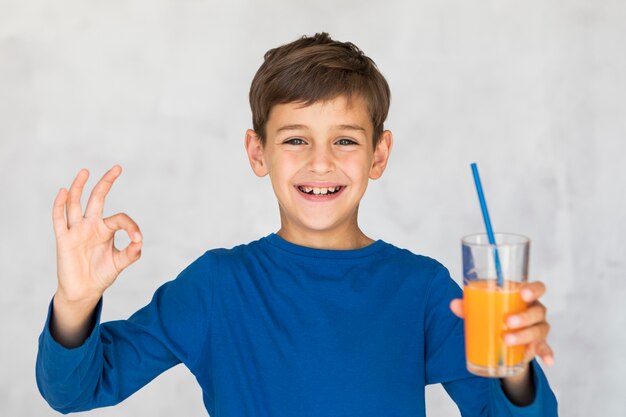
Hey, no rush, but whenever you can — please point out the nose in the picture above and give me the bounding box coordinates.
[307,143,335,174]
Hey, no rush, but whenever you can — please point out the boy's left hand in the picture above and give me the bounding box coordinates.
[450,281,555,368]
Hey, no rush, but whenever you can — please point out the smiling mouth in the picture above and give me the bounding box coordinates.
[296,185,344,196]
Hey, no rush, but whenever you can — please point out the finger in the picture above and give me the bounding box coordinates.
[103,213,143,243]
[507,302,547,329]
[84,165,122,218]
[520,281,546,303]
[523,343,536,363]
[52,188,69,238]
[533,340,555,366]
[113,240,143,273]
[449,299,465,318]
[66,169,90,227]
[504,322,551,346]
[523,339,555,365]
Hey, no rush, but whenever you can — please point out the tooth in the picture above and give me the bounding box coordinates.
[328,186,336,193]
[304,187,312,193]
[320,188,328,194]
[313,188,321,195]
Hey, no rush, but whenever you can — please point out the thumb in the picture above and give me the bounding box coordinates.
[449,298,465,318]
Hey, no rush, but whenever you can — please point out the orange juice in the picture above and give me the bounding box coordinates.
[463,279,527,376]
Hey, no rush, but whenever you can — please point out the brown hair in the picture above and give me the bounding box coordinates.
[249,33,391,147]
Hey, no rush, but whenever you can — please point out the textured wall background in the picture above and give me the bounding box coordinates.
[1,0,624,416]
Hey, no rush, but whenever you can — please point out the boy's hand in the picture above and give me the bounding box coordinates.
[51,165,142,348]
[449,281,554,367]
[449,281,554,405]
[53,165,142,304]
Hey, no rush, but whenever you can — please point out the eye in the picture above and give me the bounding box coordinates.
[336,138,357,146]
[284,138,306,145]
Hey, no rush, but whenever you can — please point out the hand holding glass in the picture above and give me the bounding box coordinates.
[462,233,529,378]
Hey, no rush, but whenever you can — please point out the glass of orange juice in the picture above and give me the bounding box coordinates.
[462,233,530,377]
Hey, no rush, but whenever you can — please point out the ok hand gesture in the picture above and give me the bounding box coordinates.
[51,165,142,348]
[53,165,142,303]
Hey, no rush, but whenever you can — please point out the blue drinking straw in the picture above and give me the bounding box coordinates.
[470,163,504,287]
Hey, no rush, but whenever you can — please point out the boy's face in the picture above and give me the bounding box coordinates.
[245,95,392,247]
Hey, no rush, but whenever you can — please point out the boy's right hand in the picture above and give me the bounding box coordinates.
[54,165,143,302]
[51,165,142,347]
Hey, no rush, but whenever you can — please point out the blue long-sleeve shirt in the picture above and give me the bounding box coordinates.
[36,233,558,416]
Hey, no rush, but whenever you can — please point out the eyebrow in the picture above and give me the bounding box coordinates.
[337,124,367,132]
[275,124,367,133]
[276,124,309,133]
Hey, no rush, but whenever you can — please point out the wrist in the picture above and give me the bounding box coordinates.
[500,363,535,406]
[54,287,102,309]
[51,291,101,348]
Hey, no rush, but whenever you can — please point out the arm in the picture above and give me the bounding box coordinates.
[49,166,143,347]
[450,281,555,406]
[424,267,558,416]
[37,166,145,411]
[37,256,213,413]
[441,360,557,417]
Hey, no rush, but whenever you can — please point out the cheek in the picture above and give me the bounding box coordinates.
[269,155,299,184]
[340,154,372,176]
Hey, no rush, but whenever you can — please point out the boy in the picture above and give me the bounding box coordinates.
[37,33,557,416]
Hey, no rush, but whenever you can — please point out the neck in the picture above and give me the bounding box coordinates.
[276,227,374,250]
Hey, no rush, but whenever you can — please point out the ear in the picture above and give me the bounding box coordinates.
[369,130,393,180]
[244,129,268,177]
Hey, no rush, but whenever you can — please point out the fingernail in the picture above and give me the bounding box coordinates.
[522,289,533,301]
[133,232,142,242]
[505,334,516,345]
[545,356,555,366]
[508,316,521,327]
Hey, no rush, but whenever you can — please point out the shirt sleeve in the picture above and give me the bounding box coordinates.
[424,266,558,417]
[35,252,214,414]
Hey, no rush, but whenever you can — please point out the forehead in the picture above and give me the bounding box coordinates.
[266,95,372,133]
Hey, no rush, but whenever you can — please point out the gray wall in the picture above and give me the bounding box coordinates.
[1,0,624,416]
